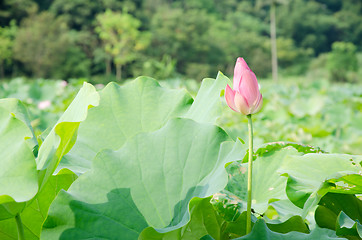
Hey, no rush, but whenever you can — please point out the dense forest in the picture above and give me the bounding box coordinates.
[0,0,361,82]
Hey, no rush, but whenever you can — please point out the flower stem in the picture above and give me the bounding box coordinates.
[15,213,25,240]
[246,114,253,234]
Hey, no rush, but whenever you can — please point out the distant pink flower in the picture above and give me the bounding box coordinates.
[38,100,51,110]
[95,84,104,89]
[225,58,263,115]
[60,80,68,87]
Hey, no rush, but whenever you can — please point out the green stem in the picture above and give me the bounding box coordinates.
[15,213,25,240]
[246,114,254,234]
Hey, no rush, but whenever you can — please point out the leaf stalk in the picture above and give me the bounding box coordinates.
[15,213,25,240]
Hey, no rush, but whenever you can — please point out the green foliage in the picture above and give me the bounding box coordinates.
[0,0,38,26]
[148,7,218,78]
[233,220,343,240]
[95,9,150,80]
[0,84,98,239]
[0,20,17,77]
[276,37,313,71]
[315,193,362,239]
[277,0,339,55]
[327,42,359,82]
[13,12,70,78]
[334,1,362,48]
[0,99,38,205]
[54,46,92,79]
[134,55,177,80]
[0,171,76,239]
[50,0,123,30]
[1,0,362,80]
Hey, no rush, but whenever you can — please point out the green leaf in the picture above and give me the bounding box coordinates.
[37,82,99,186]
[222,211,256,238]
[0,101,37,208]
[241,141,324,163]
[279,154,362,212]
[139,197,225,240]
[0,170,76,239]
[184,72,229,123]
[140,200,309,240]
[225,213,309,238]
[268,200,305,222]
[42,118,246,239]
[266,215,309,234]
[234,219,344,240]
[336,211,362,238]
[226,148,303,214]
[315,193,362,239]
[327,174,362,194]
[60,77,193,174]
[211,192,244,222]
[255,142,324,157]
[222,145,362,223]
[0,83,96,239]
[0,98,37,145]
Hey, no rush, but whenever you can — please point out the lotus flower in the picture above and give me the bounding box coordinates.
[225,57,263,115]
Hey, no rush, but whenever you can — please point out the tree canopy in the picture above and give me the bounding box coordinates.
[0,0,361,81]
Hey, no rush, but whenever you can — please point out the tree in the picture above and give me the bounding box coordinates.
[0,20,17,79]
[221,10,270,77]
[0,0,37,26]
[327,42,358,82]
[149,7,222,79]
[95,10,149,80]
[256,0,288,82]
[276,0,339,55]
[13,12,71,78]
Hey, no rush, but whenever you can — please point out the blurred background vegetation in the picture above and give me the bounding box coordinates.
[0,0,361,83]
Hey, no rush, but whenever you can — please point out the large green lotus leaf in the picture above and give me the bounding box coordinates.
[42,118,246,239]
[226,148,303,214]
[239,141,324,164]
[37,82,99,186]
[233,219,345,240]
[252,142,324,159]
[0,98,37,145]
[268,200,308,223]
[0,104,37,206]
[213,143,329,224]
[222,212,308,238]
[266,215,309,234]
[140,199,309,239]
[139,197,225,240]
[0,170,76,239]
[315,193,362,238]
[60,77,194,174]
[327,174,362,194]
[61,75,229,175]
[336,211,362,239]
[279,154,362,213]
[211,192,244,222]
[184,72,229,124]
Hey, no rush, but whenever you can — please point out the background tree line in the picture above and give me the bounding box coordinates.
[0,0,361,82]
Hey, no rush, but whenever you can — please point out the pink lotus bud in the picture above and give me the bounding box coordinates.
[225,58,263,115]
